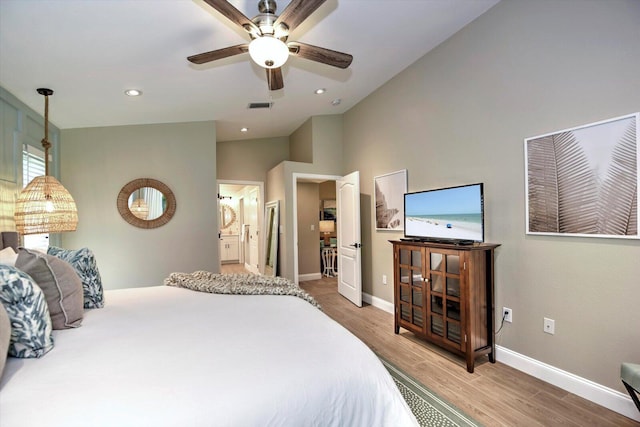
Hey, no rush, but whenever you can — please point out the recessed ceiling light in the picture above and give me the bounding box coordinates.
[240,127,249,132]
[314,88,326,95]
[125,89,142,97]
[331,98,342,106]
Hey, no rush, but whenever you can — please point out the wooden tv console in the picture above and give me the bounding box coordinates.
[390,240,500,373]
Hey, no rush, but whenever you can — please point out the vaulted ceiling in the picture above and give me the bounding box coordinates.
[0,0,498,141]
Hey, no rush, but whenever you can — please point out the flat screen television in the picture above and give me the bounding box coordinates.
[404,183,484,244]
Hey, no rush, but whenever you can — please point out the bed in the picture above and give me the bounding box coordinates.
[0,235,418,426]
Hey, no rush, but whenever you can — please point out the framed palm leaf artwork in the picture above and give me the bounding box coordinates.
[525,112,639,239]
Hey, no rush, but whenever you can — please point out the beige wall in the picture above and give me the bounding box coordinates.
[269,115,345,281]
[343,0,640,392]
[296,182,320,275]
[289,119,312,163]
[217,136,289,183]
[60,121,218,289]
[311,115,344,170]
[319,181,336,200]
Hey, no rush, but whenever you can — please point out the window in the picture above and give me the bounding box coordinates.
[21,144,49,250]
[22,144,46,184]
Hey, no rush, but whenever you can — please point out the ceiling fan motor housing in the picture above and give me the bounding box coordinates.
[251,2,289,40]
[257,0,277,14]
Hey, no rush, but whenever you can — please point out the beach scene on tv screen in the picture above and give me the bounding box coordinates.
[405,186,483,241]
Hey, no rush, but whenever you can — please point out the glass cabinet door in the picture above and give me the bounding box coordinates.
[427,249,464,349]
[396,246,425,332]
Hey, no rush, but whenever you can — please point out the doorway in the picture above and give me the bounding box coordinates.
[292,172,362,307]
[292,173,341,283]
[218,180,264,274]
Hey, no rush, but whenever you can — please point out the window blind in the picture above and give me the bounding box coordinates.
[22,144,46,187]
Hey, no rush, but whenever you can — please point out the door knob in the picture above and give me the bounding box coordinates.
[350,243,362,248]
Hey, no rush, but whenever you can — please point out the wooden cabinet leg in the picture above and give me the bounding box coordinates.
[466,354,475,373]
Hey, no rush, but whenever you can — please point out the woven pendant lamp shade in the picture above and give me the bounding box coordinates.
[15,175,78,235]
[130,198,149,220]
[14,88,78,235]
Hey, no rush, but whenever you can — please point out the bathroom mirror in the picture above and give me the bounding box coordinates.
[220,204,237,230]
[263,200,279,276]
[117,178,176,229]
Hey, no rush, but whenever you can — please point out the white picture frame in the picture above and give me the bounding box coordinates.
[374,169,407,231]
[525,112,639,239]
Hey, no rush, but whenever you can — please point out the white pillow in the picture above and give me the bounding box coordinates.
[0,247,18,266]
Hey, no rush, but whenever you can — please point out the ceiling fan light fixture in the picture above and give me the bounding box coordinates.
[248,36,289,69]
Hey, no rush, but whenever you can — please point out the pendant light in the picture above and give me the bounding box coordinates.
[14,88,78,235]
[130,189,149,220]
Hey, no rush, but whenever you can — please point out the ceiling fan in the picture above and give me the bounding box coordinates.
[188,0,353,91]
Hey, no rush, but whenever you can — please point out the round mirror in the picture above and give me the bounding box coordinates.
[220,204,237,230]
[117,178,176,229]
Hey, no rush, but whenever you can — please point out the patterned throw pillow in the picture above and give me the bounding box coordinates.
[48,246,104,309]
[0,302,10,376]
[0,265,54,358]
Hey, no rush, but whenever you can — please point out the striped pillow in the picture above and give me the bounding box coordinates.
[16,248,83,330]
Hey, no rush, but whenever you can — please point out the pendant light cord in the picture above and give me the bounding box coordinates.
[42,93,52,175]
[37,88,54,176]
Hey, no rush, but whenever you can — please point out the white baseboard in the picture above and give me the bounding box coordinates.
[299,273,322,282]
[362,292,394,314]
[496,346,640,422]
[362,291,639,422]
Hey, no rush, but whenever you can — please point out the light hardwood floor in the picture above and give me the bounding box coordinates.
[298,276,638,427]
[219,264,637,426]
[220,263,253,274]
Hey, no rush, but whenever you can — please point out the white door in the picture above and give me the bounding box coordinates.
[337,171,362,307]
[247,187,260,274]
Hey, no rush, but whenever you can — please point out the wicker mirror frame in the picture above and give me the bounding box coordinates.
[117,178,176,229]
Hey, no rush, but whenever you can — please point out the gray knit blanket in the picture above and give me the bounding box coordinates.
[164,271,321,310]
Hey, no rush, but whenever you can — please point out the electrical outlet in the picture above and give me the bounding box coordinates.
[544,317,555,334]
[310,224,315,231]
[382,275,387,285]
[503,307,512,323]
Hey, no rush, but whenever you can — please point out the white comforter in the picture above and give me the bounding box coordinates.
[1,286,417,427]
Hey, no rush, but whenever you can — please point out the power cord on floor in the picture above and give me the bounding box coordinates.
[495,310,508,334]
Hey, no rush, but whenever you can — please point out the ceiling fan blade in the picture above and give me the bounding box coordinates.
[187,44,249,64]
[202,0,259,34]
[288,42,353,69]
[274,0,327,33]
[266,68,284,91]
